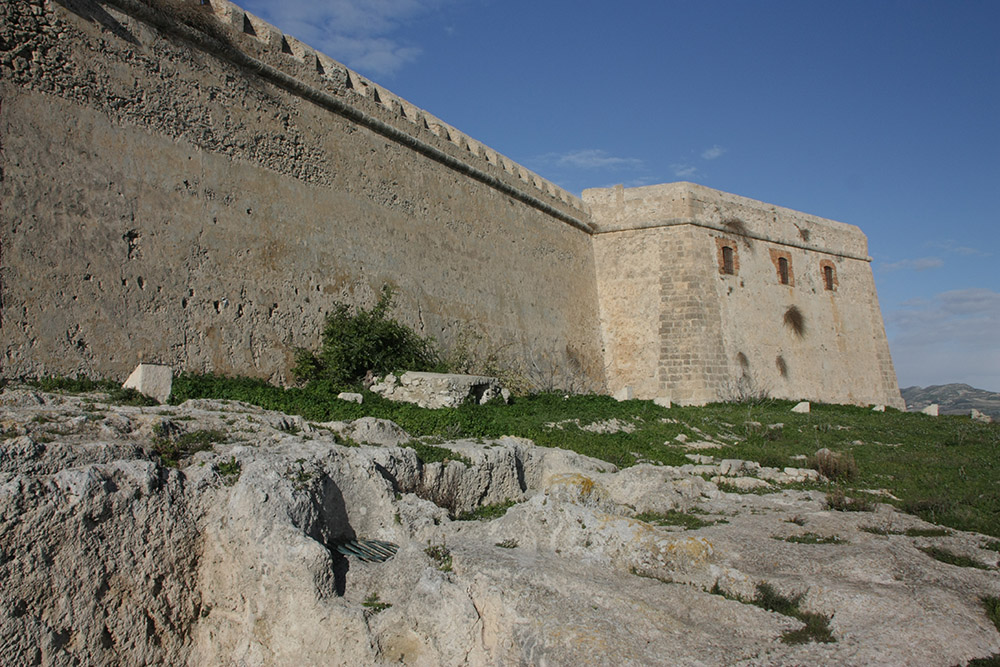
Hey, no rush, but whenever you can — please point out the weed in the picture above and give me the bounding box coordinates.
[152,429,226,467]
[984,596,1000,633]
[825,490,876,512]
[495,539,519,549]
[635,510,719,530]
[983,540,1000,553]
[407,441,471,466]
[362,592,392,614]
[903,527,950,537]
[292,284,443,387]
[425,542,452,572]
[786,516,807,526]
[776,533,845,545]
[456,500,516,521]
[215,456,241,486]
[707,581,835,644]
[919,546,991,570]
[808,450,858,482]
[26,375,159,406]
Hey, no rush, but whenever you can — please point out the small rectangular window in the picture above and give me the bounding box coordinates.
[722,246,734,275]
[778,257,790,285]
[823,265,834,290]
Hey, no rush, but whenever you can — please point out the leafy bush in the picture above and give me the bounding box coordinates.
[292,285,443,387]
[808,450,858,482]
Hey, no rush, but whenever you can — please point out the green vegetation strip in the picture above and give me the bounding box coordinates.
[710,582,835,644]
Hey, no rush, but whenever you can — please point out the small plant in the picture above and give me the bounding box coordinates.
[407,441,471,466]
[152,429,226,467]
[456,500,516,521]
[808,450,858,482]
[984,596,1000,633]
[292,284,443,387]
[362,592,392,614]
[786,516,807,526]
[983,540,1000,552]
[425,542,452,572]
[777,533,845,545]
[215,456,241,486]
[495,539,519,549]
[635,509,719,530]
[919,546,991,570]
[825,490,876,512]
[706,581,834,644]
[903,527,950,538]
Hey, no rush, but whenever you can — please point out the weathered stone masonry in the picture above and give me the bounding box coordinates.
[0,0,904,408]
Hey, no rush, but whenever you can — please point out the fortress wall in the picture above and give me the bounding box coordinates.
[586,184,904,408]
[0,0,605,387]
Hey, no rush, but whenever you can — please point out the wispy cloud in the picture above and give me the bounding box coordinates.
[239,0,457,76]
[927,239,991,257]
[879,257,944,273]
[537,149,643,170]
[671,163,698,178]
[887,288,1000,391]
[701,145,725,160]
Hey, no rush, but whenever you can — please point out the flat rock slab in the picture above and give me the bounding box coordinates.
[370,371,509,409]
[122,363,172,403]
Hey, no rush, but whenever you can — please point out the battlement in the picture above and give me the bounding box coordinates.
[187,0,590,228]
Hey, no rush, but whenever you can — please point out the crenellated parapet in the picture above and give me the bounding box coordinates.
[171,0,592,229]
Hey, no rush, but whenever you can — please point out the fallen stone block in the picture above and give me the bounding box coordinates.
[370,371,507,409]
[970,409,992,424]
[653,397,672,408]
[791,401,810,414]
[613,386,634,402]
[122,364,172,403]
[921,404,939,417]
[872,405,885,412]
[337,392,363,404]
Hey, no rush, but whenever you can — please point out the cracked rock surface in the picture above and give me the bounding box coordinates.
[1,386,998,665]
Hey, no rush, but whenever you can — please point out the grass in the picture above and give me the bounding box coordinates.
[635,509,722,530]
[985,596,1000,633]
[25,376,159,406]
[152,429,227,467]
[406,441,472,466]
[777,533,846,545]
[709,581,835,644]
[919,546,991,570]
[495,539,519,549]
[25,371,1000,538]
[456,500,517,521]
[825,490,877,512]
[425,543,452,572]
[362,592,392,614]
[215,456,242,486]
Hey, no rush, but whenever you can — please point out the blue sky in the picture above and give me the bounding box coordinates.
[238,0,1000,392]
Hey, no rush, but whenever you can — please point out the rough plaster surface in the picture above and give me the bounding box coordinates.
[1,387,998,665]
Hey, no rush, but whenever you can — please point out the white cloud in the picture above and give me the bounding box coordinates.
[239,0,457,76]
[927,239,991,257]
[879,257,944,273]
[887,288,1000,391]
[671,164,698,178]
[701,145,725,160]
[537,149,643,170]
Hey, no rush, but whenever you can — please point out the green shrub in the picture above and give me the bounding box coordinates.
[292,285,443,387]
[808,450,858,482]
[456,500,516,521]
[825,489,876,512]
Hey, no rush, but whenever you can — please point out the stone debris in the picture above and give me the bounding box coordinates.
[370,372,508,409]
[791,401,811,413]
[921,403,940,417]
[653,397,672,408]
[122,363,172,403]
[337,392,363,404]
[613,386,634,402]
[2,385,998,666]
[971,409,993,424]
[872,404,886,412]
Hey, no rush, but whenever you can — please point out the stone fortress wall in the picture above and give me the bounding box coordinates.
[0,0,904,408]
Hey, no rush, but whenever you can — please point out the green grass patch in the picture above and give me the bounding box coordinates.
[362,592,392,614]
[406,441,471,465]
[424,543,452,572]
[985,596,1000,633]
[777,533,845,545]
[152,429,227,467]
[456,500,516,521]
[635,509,720,530]
[919,546,991,570]
[215,456,241,486]
[983,540,1000,552]
[903,527,950,537]
[825,490,877,512]
[709,581,834,644]
[26,376,159,406]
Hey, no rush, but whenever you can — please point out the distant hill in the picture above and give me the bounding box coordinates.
[900,384,1000,419]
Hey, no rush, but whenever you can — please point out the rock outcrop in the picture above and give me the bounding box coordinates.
[2,386,998,665]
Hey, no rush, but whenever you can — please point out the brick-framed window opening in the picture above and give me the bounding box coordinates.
[716,237,739,275]
[820,260,838,291]
[769,248,794,286]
